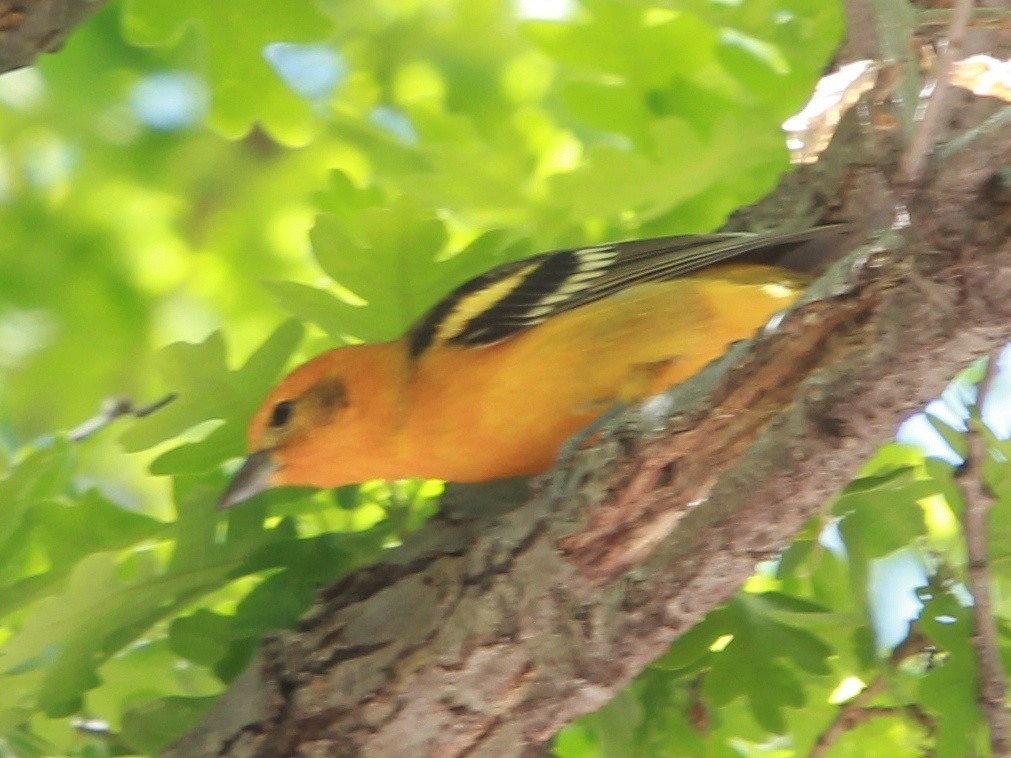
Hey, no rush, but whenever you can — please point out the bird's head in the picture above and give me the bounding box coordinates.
[218,345,395,509]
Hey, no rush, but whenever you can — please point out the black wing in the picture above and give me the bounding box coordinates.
[407,225,848,357]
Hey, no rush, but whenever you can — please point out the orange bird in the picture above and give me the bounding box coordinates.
[220,226,846,508]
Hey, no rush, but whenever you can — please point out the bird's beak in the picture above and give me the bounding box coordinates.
[218,449,279,510]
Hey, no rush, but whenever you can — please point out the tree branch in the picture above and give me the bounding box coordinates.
[166,1,1011,753]
[813,700,934,756]
[899,0,976,185]
[962,355,1011,754]
[0,0,107,75]
[811,678,886,757]
[919,7,1009,31]
[812,644,938,755]
[165,101,1011,756]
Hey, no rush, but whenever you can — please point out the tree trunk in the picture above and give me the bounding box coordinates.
[168,3,1011,755]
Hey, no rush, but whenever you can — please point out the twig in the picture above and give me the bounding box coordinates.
[68,393,178,442]
[811,678,885,756]
[961,353,1010,755]
[812,676,936,756]
[812,624,941,757]
[900,0,976,184]
[919,7,1009,30]
[900,702,936,735]
[939,105,1011,163]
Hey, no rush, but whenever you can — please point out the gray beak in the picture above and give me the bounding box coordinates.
[218,450,279,510]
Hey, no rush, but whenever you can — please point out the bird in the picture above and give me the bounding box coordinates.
[219,225,849,509]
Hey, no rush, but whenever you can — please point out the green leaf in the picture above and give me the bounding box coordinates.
[264,280,365,344]
[703,597,831,733]
[0,489,165,620]
[169,609,232,667]
[33,490,166,571]
[567,689,642,757]
[923,457,964,518]
[650,613,722,673]
[746,592,854,631]
[987,457,1011,572]
[121,320,303,471]
[214,638,260,684]
[776,537,814,580]
[918,593,981,757]
[297,182,533,342]
[0,725,54,758]
[925,413,968,462]
[1,554,153,715]
[551,113,786,225]
[230,569,317,636]
[851,625,877,670]
[308,194,449,339]
[90,637,222,728]
[229,528,389,637]
[0,444,72,556]
[809,544,858,614]
[122,0,333,143]
[833,467,934,558]
[553,721,598,758]
[525,7,731,93]
[561,81,648,144]
[120,695,217,754]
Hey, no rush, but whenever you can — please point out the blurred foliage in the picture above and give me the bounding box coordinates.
[4,0,1007,755]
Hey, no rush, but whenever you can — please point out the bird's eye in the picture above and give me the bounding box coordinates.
[269,400,294,427]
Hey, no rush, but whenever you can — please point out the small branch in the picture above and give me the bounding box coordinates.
[811,678,886,757]
[961,354,1011,755]
[938,106,1011,163]
[919,7,1009,30]
[900,702,936,735]
[813,623,939,756]
[899,0,976,185]
[68,393,177,442]
[811,677,935,756]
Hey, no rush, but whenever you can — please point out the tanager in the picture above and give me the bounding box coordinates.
[220,226,847,508]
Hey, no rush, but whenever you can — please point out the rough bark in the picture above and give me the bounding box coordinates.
[168,6,1011,758]
[0,0,106,75]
